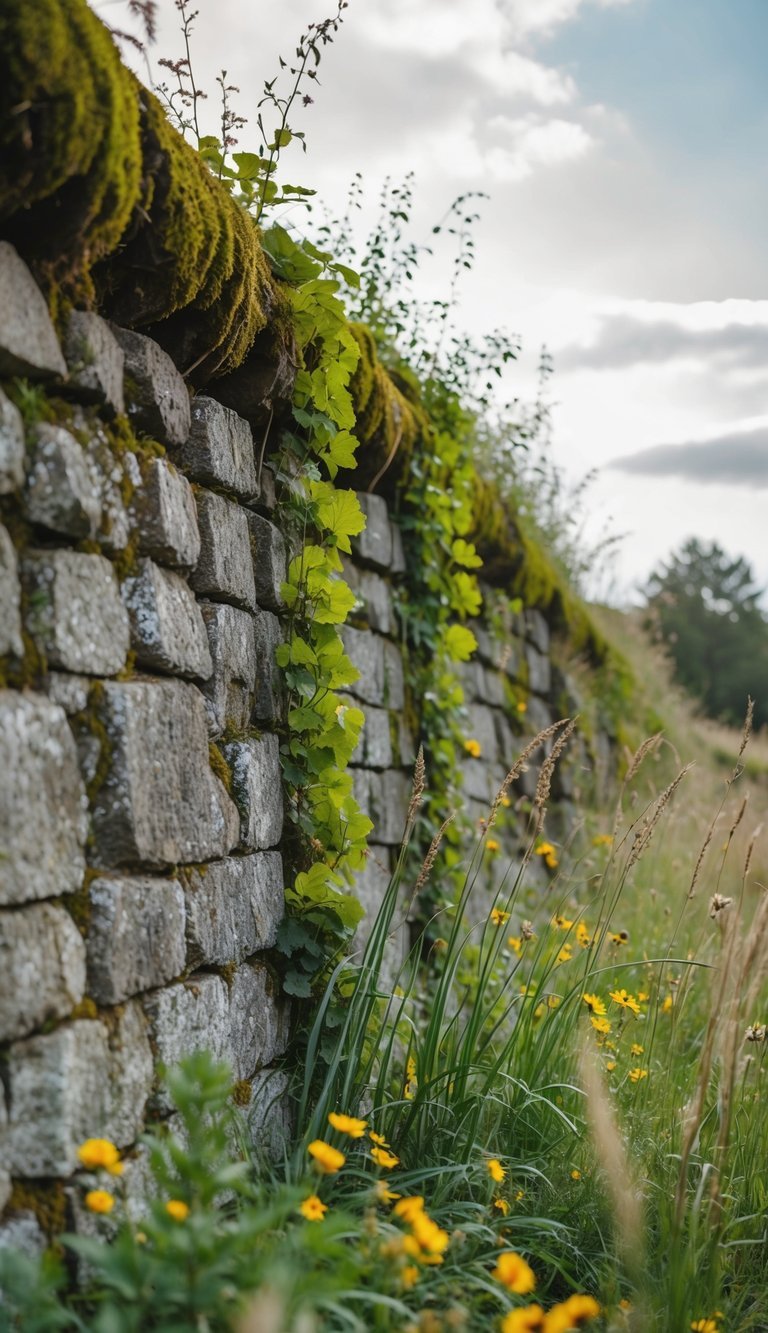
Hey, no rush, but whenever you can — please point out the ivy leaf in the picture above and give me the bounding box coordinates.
[451,538,483,569]
[311,485,366,554]
[444,624,478,662]
[283,969,313,998]
[450,571,482,618]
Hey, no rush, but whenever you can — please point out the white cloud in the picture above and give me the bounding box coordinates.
[485,113,594,181]
[504,0,637,42]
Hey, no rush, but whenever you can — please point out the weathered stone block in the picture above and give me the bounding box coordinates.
[523,695,553,738]
[0,1212,46,1257]
[0,1171,9,1216]
[45,672,92,715]
[64,311,125,415]
[105,1001,155,1148]
[143,975,231,1109]
[524,608,550,655]
[87,875,187,1004]
[85,419,131,552]
[365,769,412,846]
[229,961,289,1080]
[526,642,551,697]
[0,524,23,657]
[0,243,67,380]
[352,492,392,570]
[90,679,239,868]
[131,457,201,570]
[355,704,393,769]
[341,626,383,706]
[0,388,25,493]
[122,558,212,681]
[181,397,258,499]
[0,903,86,1042]
[343,559,393,634]
[242,1068,293,1162]
[462,757,506,805]
[0,692,87,905]
[22,549,130,675]
[247,512,286,611]
[184,852,284,967]
[464,703,500,766]
[190,489,257,610]
[390,522,406,575]
[351,850,392,949]
[252,608,284,725]
[221,735,284,849]
[24,423,101,539]
[199,602,257,735]
[113,326,191,447]
[4,1022,111,1176]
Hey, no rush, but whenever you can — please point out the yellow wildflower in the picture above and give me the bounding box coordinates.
[502,1307,546,1332]
[548,995,562,1010]
[393,1196,425,1222]
[490,907,510,925]
[582,993,606,1017]
[487,1158,506,1183]
[609,989,641,1016]
[84,1189,115,1214]
[308,1140,346,1174]
[508,936,523,956]
[410,1210,450,1256]
[165,1200,190,1222]
[571,1169,581,1180]
[464,739,482,758]
[535,842,556,859]
[515,1188,525,1202]
[545,1294,600,1329]
[628,1067,648,1083]
[369,1130,390,1147]
[552,915,574,930]
[661,995,673,1013]
[328,1111,367,1138]
[575,921,591,948]
[487,839,501,854]
[557,945,573,964]
[501,794,512,807]
[690,1321,719,1333]
[299,1194,327,1222]
[591,1015,611,1035]
[491,1250,536,1294]
[371,1145,400,1169]
[592,833,613,847]
[493,1197,510,1216]
[516,700,528,714]
[606,1060,617,1072]
[638,991,649,1002]
[610,931,629,946]
[401,1265,420,1290]
[630,1043,644,1057]
[77,1138,123,1176]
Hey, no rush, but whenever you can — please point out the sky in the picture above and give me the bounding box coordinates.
[112,0,768,604]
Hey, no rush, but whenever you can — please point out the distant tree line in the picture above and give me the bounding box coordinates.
[643,538,768,730]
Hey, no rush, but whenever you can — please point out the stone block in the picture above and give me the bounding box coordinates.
[462,758,506,805]
[350,850,392,949]
[24,423,101,539]
[85,417,131,553]
[183,852,284,967]
[0,387,25,493]
[523,695,554,738]
[221,735,284,849]
[366,769,412,847]
[64,311,125,415]
[22,549,130,676]
[526,642,551,697]
[45,672,92,715]
[247,512,287,611]
[341,627,389,707]
[348,562,393,635]
[352,492,392,570]
[190,489,257,611]
[0,524,23,657]
[524,608,550,655]
[131,457,201,570]
[0,692,87,905]
[0,1171,9,1216]
[242,1068,293,1162]
[0,1213,46,1257]
[87,875,187,1004]
[89,679,239,868]
[355,705,393,769]
[121,558,212,681]
[113,326,191,447]
[4,1022,111,1176]
[396,716,416,769]
[0,243,67,379]
[464,702,500,766]
[143,975,231,1110]
[181,396,258,499]
[0,902,86,1042]
[105,1001,155,1148]
[252,608,284,725]
[199,602,257,736]
[228,961,289,1080]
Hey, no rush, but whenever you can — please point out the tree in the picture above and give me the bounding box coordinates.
[643,538,768,729]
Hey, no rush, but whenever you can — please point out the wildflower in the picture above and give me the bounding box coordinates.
[610,931,629,946]
[514,1188,525,1202]
[536,841,559,870]
[521,920,535,941]
[606,1060,617,1072]
[661,995,673,1013]
[630,1043,644,1057]
[745,1023,766,1042]
[464,739,482,758]
[709,893,732,919]
[299,1194,327,1222]
[394,1196,425,1222]
[487,839,502,855]
[571,1169,581,1180]
[628,1067,648,1083]
[404,1081,416,1100]
[557,945,573,964]
[328,1111,367,1138]
[592,833,613,847]
[516,700,528,714]
[582,993,606,1017]
[375,1180,401,1203]
[371,1145,400,1169]
[609,989,641,1016]
[638,991,649,1002]
[84,1189,115,1214]
[493,1197,510,1216]
[576,922,591,948]
[545,1295,600,1329]
[308,1140,346,1174]
[77,1138,123,1176]
[502,1307,546,1332]
[591,1016,611,1035]
[508,935,523,955]
[487,1158,506,1183]
[548,995,562,1010]
[411,1210,450,1256]
[491,1250,536,1294]
[369,1130,390,1147]
[165,1199,190,1222]
[553,915,574,930]
[490,907,510,925]
[501,794,512,807]
[691,1321,720,1333]
[401,1265,420,1290]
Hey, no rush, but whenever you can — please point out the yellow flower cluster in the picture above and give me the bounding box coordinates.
[491,907,510,925]
[392,1196,450,1265]
[486,1158,506,1183]
[77,1138,123,1176]
[464,738,482,758]
[609,988,642,1016]
[328,1111,367,1138]
[535,842,559,870]
[501,1294,600,1331]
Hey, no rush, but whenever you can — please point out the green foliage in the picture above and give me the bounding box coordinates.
[644,538,768,729]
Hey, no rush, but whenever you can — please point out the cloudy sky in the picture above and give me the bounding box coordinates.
[115,0,768,603]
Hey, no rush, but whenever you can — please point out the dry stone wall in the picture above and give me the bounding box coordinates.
[0,239,609,1252]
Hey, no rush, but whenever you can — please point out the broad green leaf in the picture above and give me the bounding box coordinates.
[444,623,478,662]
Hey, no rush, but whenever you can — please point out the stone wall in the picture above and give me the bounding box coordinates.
[0,239,610,1251]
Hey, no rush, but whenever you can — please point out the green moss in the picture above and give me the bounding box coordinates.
[70,997,99,1021]
[347,323,426,492]
[7,1182,67,1238]
[231,1079,252,1108]
[220,961,237,990]
[208,742,233,795]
